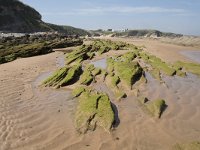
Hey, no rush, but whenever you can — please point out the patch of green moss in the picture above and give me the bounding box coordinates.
[72,86,86,97]
[56,64,82,88]
[79,64,95,85]
[106,58,115,73]
[146,99,166,118]
[99,69,108,82]
[0,38,83,64]
[75,89,114,134]
[139,52,176,76]
[92,68,101,76]
[105,74,126,100]
[65,51,87,65]
[96,94,115,132]
[149,68,162,81]
[174,61,200,76]
[110,75,120,87]
[79,69,93,85]
[87,52,95,59]
[173,141,200,150]
[4,53,17,62]
[42,64,81,88]
[98,46,111,55]
[42,67,69,87]
[119,52,137,62]
[114,61,143,89]
[115,90,127,100]
[148,55,176,76]
[139,97,149,104]
[75,90,100,133]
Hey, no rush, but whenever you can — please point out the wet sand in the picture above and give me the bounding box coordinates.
[1,40,200,150]
[180,50,200,64]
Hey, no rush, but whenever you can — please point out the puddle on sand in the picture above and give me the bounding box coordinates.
[140,72,200,104]
[90,58,107,69]
[31,54,77,115]
[56,54,65,67]
[32,70,77,115]
[180,50,200,64]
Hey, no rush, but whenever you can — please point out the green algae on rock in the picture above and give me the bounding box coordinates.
[75,89,114,134]
[42,67,69,87]
[79,64,95,85]
[114,61,143,89]
[146,99,166,118]
[174,61,200,76]
[0,36,83,64]
[42,64,82,88]
[72,86,86,97]
[105,74,126,100]
[173,141,200,150]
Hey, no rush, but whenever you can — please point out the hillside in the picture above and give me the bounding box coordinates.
[0,0,89,35]
[114,29,183,38]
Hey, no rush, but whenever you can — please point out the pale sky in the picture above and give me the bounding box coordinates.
[20,0,200,35]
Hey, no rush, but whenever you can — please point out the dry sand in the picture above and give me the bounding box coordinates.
[1,39,200,150]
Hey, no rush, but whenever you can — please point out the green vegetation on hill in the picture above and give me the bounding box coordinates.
[47,24,90,36]
[114,29,183,38]
[0,0,90,35]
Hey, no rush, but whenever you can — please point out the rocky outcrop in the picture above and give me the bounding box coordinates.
[0,0,89,35]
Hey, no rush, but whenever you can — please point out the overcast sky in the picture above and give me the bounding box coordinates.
[20,0,200,35]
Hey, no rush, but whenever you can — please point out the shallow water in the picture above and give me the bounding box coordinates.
[90,58,107,69]
[180,50,200,63]
[56,55,65,67]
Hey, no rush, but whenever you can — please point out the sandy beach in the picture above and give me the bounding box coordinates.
[103,37,200,63]
[1,39,200,150]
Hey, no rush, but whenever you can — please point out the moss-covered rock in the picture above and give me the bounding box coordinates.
[106,58,115,73]
[114,61,143,89]
[149,68,162,81]
[173,141,200,150]
[0,36,83,64]
[72,86,86,97]
[79,64,95,85]
[79,70,93,85]
[75,90,100,133]
[119,52,137,62]
[139,52,176,77]
[105,74,126,100]
[174,61,200,76]
[146,99,166,118]
[42,67,69,87]
[75,89,114,133]
[92,68,101,76]
[96,94,115,132]
[65,46,89,65]
[148,55,176,76]
[42,64,82,88]
[139,97,149,104]
[56,64,81,88]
